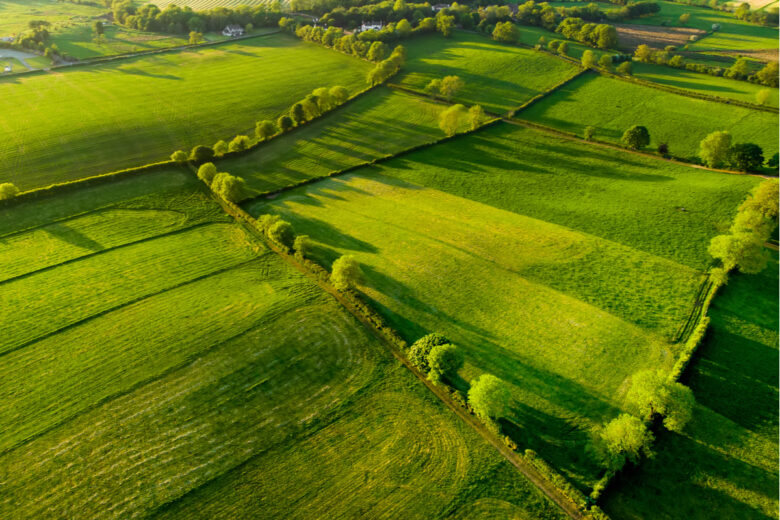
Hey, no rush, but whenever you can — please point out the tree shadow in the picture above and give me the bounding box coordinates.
[43,221,103,252]
[118,67,182,80]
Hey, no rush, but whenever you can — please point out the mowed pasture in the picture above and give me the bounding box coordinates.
[399,31,581,114]
[0,33,372,191]
[219,86,461,196]
[0,169,567,520]
[252,124,758,488]
[519,73,779,159]
[144,0,284,9]
[603,253,779,520]
[0,0,103,35]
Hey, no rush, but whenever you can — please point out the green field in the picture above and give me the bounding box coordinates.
[217,86,461,196]
[251,123,758,489]
[0,0,103,35]
[0,169,569,519]
[144,0,284,8]
[0,33,372,191]
[399,31,581,114]
[519,72,779,159]
[51,24,189,60]
[632,61,780,106]
[603,253,779,519]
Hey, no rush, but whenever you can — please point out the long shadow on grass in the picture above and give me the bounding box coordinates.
[43,221,103,252]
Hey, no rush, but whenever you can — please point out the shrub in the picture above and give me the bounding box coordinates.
[290,102,306,124]
[409,333,449,372]
[228,135,251,153]
[329,85,349,105]
[584,125,595,140]
[440,75,464,101]
[557,41,569,56]
[657,142,669,156]
[213,140,228,157]
[268,220,294,249]
[171,150,188,163]
[255,120,278,140]
[469,104,487,130]
[598,54,613,70]
[425,78,442,97]
[367,40,389,61]
[189,145,214,164]
[468,374,511,420]
[331,255,362,290]
[278,115,294,132]
[767,152,779,169]
[581,49,597,68]
[196,162,217,185]
[293,234,311,258]
[210,172,246,203]
[427,343,464,383]
[596,414,654,471]
[0,182,19,200]
[616,60,632,74]
[621,125,650,149]
[439,104,468,136]
[492,21,520,43]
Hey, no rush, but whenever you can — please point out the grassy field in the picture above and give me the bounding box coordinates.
[0,0,103,36]
[144,0,285,8]
[251,124,758,489]
[218,86,460,195]
[603,252,779,520]
[519,72,779,159]
[631,61,779,106]
[0,33,372,191]
[51,24,189,60]
[0,169,568,520]
[399,31,581,114]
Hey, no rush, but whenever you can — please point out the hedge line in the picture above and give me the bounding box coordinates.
[509,67,589,117]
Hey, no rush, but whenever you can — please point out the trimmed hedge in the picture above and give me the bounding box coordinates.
[523,449,591,511]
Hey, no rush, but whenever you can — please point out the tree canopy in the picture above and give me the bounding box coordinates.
[468,374,511,420]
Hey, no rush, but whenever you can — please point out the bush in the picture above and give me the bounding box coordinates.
[616,60,632,74]
[727,142,764,172]
[598,54,613,70]
[409,333,450,372]
[293,234,311,258]
[440,75,464,101]
[330,255,362,290]
[171,150,188,163]
[584,125,595,140]
[595,414,654,471]
[196,162,217,185]
[621,125,650,149]
[469,104,487,130]
[213,140,228,157]
[492,21,520,43]
[439,104,468,137]
[657,142,669,156]
[228,135,251,153]
[468,374,511,420]
[267,220,294,249]
[0,182,19,200]
[255,120,278,140]
[581,49,597,68]
[189,145,214,164]
[210,172,246,203]
[278,115,294,132]
[427,343,464,383]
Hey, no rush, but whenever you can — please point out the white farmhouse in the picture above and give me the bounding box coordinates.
[431,3,451,12]
[359,21,384,32]
[222,25,245,37]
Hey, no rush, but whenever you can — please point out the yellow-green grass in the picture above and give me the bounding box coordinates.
[0,0,105,35]
[217,86,459,195]
[50,24,189,60]
[399,30,581,114]
[632,61,780,106]
[0,33,372,191]
[0,170,567,519]
[603,252,779,520]
[22,55,53,68]
[0,57,27,73]
[144,0,285,8]
[519,73,779,159]
[251,168,712,488]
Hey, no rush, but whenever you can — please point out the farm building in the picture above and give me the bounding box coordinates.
[432,3,451,11]
[359,21,384,32]
[222,25,244,37]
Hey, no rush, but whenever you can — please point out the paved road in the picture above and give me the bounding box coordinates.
[0,49,38,70]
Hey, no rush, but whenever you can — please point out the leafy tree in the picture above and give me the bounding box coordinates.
[735,179,779,230]
[189,31,203,44]
[256,120,278,140]
[634,44,652,63]
[584,125,595,140]
[210,172,246,203]
[492,21,519,43]
[657,142,669,156]
[439,104,467,136]
[598,54,613,70]
[388,45,407,67]
[0,182,19,200]
[409,333,450,372]
[595,24,618,49]
[469,104,486,130]
[290,102,306,124]
[329,85,349,105]
[581,49,596,68]
[468,374,512,420]
[699,130,731,168]
[727,143,764,172]
[268,220,294,248]
[396,18,413,37]
[756,88,771,106]
[277,115,294,132]
[228,135,251,152]
[548,39,560,52]
[94,21,105,36]
[171,150,188,163]
[425,78,442,97]
[621,125,650,149]
[197,162,217,185]
[709,231,768,273]
[557,41,569,56]
[331,255,362,290]
[440,75,464,101]
[436,14,456,37]
[428,343,464,383]
[616,60,632,75]
[293,234,311,258]
[213,140,228,156]
[668,55,684,68]
[767,152,779,169]
[367,41,389,62]
[679,12,691,24]
[729,57,750,77]
[189,145,214,163]
[596,414,654,470]
[755,61,778,88]
[625,369,695,433]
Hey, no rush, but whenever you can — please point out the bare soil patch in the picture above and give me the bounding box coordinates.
[615,24,706,50]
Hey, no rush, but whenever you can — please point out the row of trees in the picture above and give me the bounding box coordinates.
[439,104,487,136]
[699,130,772,172]
[195,162,247,202]
[556,18,619,49]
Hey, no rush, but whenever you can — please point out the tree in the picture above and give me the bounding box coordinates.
[189,145,214,163]
[268,220,294,248]
[331,255,362,290]
[557,41,569,56]
[597,414,654,470]
[598,54,612,70]
[582,49,596,69]
[728,57,750,77]
[329,85,349,105]
[625,369,695,433]
[213,140,228,157]
[197,162,217,185]
[396,18,413,38]
[727,143,764,172]
[756,88,771,106]
[440,75,464,101]
[616,60,632,75]
[658,142,669,156]
[468,374,512,420]
[621,125,650,149]
[367,41,389,62]
[634,44,652,63]
[228,135,251,152]
[409,333,450,372]
[293,234,311,258]
[277,115,294,132]
[439,104,467,137]
[699,130,731,168]
[436,14,456,37]
[210,172,246,203]
[595,24,618,49]
[171,150,188,163]
[709,231,768,273]
[469,104,486,130]
[755,61,779,88]
[492,21,519,43]
[427,343,464,383]
[290,102,306,124]
[94,21,105,37]
[189,31,203,44]
[0,182,19,200]
[736,179,779,229]
[584,125,595,140]
[767,152,779,169]
[256,120,278,140]
[425,78,442,97]
[679,12,691,24]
